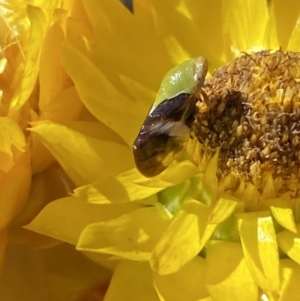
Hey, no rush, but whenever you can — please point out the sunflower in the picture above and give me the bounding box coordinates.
[23,0,300,300]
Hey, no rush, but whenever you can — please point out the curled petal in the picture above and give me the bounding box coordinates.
[270,206,297,233]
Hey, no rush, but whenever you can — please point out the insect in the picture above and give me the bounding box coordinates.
[133,57,208,177]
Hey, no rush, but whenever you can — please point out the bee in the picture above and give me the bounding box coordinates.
[133,57,208,177]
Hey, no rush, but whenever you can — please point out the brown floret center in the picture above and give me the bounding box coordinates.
[193,50,300,192]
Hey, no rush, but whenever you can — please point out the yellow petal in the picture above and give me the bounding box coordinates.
[158,178,195,214]
[200,151,219,205]
[15,165,74,227]
[206,241,258,301]
[25,196,143,245]
[151,200,209,275]
[242,182,260,208]
[277,224,300,265]
[150,1,229,68]
[261,174,276,200]
[119,73,156,109]
[264,192,297,233]
[277,259,300,301]
[104,261,160,301]
[61,41,146,145]
[74,168,163,204]
[222,0,268,52]
[30,120,133,186]
[83,251,118,271]
[68,15,155,110]
[77,206,171,261]
[271,0,300,50]
[30,134,56,174]
[238,211,280,292]
[30,0,64,13]
[210,197,238,224]
[66,16,96,58]
[72,34,157,111]
[176,0,231,68]
[270,206,297,233]
[0,117,31,229]
[0,153,31,230]
[263,7,279,50]
[9,6,46,114]
[39,11,69,109]
[151,198,237,275]
[150,9,192,66]
[40,87,82,122]
[0,117,26,154]
[135,160,200,188]
[82,0,172,90]
[287,15,300,51]
[154,256,208,301]
[134,0,156,34]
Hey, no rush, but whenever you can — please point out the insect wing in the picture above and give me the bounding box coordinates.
[133,57,208,177]
[133,93,192,177]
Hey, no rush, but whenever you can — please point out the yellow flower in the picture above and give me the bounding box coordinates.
[1,1,116,300]
[24,0,300,300]
[0,1,56,255]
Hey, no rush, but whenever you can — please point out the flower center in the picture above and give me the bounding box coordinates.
[193,50,300,196]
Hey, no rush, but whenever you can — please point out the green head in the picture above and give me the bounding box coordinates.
[150,57,208,114]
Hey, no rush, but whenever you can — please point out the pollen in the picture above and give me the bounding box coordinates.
[193,50,300,195]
